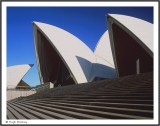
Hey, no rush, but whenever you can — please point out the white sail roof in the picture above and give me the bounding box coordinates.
[94,31,115,68]
[33,22,117,84]
[108,14,153,55]
[33,22,95,83]
[7,64,32,89]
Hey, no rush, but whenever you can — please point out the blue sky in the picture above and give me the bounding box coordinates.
[7,7,153,87]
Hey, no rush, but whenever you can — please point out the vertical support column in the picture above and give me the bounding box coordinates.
[136,59,140,74]
[61,62,64,84]
[49,82,54,88]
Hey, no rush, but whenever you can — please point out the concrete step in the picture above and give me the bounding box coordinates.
[59,95,153,100]
[15,97,153,110]
[7,72,153,119]
[70,92,153,96]
[8,103,39,119]
[78,88,153,94]
[17,101,150,119]
[15,96,153,105]
[7,104,26,119]
[8,103,55,119]
[13,102,104,119]
[7,109,16,119]
[22,100,153,118]
[11,102,76,119]
[30,98,152,104]
[28,99,153,110]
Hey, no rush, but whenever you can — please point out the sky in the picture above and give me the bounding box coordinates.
[7,7,153,87]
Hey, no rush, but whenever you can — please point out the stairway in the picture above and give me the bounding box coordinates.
[7,72,153,119]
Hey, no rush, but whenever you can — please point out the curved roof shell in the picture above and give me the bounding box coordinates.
[33,22,95,84]
[94,31,115,68]
[107,14,153,77]
[33,22,117,84]
[107,14,153,57]
[91,30,117,80]
[7,64,32,89]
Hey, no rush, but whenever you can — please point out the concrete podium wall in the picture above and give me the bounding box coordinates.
[7,90,36,101]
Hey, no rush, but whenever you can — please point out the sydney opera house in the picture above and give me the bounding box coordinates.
[7,14,153,119]
[32,14,153,87]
